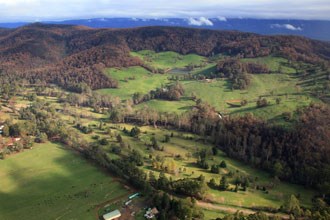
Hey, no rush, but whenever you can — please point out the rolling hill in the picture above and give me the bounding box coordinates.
[0,23,329,91]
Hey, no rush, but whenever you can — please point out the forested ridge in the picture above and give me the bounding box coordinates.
[0,23,329,91]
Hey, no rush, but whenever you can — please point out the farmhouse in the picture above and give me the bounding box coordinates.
[144,207,159,219]
[103,209,121,220]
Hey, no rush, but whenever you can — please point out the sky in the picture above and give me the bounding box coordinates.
[0,0,329,22]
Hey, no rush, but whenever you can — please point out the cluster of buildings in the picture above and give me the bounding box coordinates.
[144,207,159,219]
[102,192,159,220]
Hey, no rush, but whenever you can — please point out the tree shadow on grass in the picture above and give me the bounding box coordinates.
[0,143,129,220]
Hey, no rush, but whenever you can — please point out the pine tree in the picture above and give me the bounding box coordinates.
[219,160,227,168]
[219,176,229,191]
[211,164,220,174]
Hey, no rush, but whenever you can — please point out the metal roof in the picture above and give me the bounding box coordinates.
[103,209,121,220]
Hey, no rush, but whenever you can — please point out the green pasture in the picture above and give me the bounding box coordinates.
[0,142,129,220]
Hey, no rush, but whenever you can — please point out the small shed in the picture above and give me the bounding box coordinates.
[103,209,121,220]
[125,200,132,206]
[128,193,140,200]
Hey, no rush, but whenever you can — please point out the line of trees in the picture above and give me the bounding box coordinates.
[132,82,185,105]
[109,101,330,200]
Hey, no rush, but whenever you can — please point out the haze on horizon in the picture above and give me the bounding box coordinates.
[0,0,329,23]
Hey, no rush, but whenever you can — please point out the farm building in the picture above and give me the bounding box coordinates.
[124,199,132,206]
[144,207,159,219]
[103,209,121,220]
[128,193,140,200]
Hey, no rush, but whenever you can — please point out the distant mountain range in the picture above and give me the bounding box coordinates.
[0,18,330,41]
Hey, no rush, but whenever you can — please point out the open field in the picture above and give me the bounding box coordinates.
[1,49,328,219]
[0,87,320,219]
[135,99,195,113]
[183,74,316,121]
[97,51,325,125]
[99,66,170,100]
[58,113,315,215]
[0,142,130,220]
[241,56,296,74]
[131,50,207,70]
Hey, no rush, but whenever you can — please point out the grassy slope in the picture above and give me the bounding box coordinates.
[62,116,315,215]
[135,99,195,113]
[78,121,315,209]
[0,142,129,220]
[98,51,320,123]
[101,124,315,213]
[183,74,315,120]
[2,91,317,218]
[131,50,206,70]
[98,66,170,100]
[241,56,296,74]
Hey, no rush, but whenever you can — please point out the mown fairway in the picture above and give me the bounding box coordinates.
[0,142,129,220]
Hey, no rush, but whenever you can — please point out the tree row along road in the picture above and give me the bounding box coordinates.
[196,201,290,219]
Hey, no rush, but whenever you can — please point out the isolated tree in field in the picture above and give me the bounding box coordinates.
[151,136,160,150]
[257,98,269,108]
[209,178,217,188]
[109,108,122,123]
[211,164,220,174]
[130,126,141,137]
[219,176,229,190]
[234,184,239,192]
[219,160,227,168]
[283,195,302,216]
[116,134,123,143]
[276,97,281,105]
[164,134,170,143]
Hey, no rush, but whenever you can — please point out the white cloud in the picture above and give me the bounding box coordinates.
[217,16,227,21]
[0,0,329,22]
[188,17,213,26]
[271,23,303,31]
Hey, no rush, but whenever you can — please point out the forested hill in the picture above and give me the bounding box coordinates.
[0,23,329,90]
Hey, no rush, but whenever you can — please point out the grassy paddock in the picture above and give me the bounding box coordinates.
[131,50,206,70]
[99,66,170,100]
[0,142,129,220]
[94,123,316,211]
